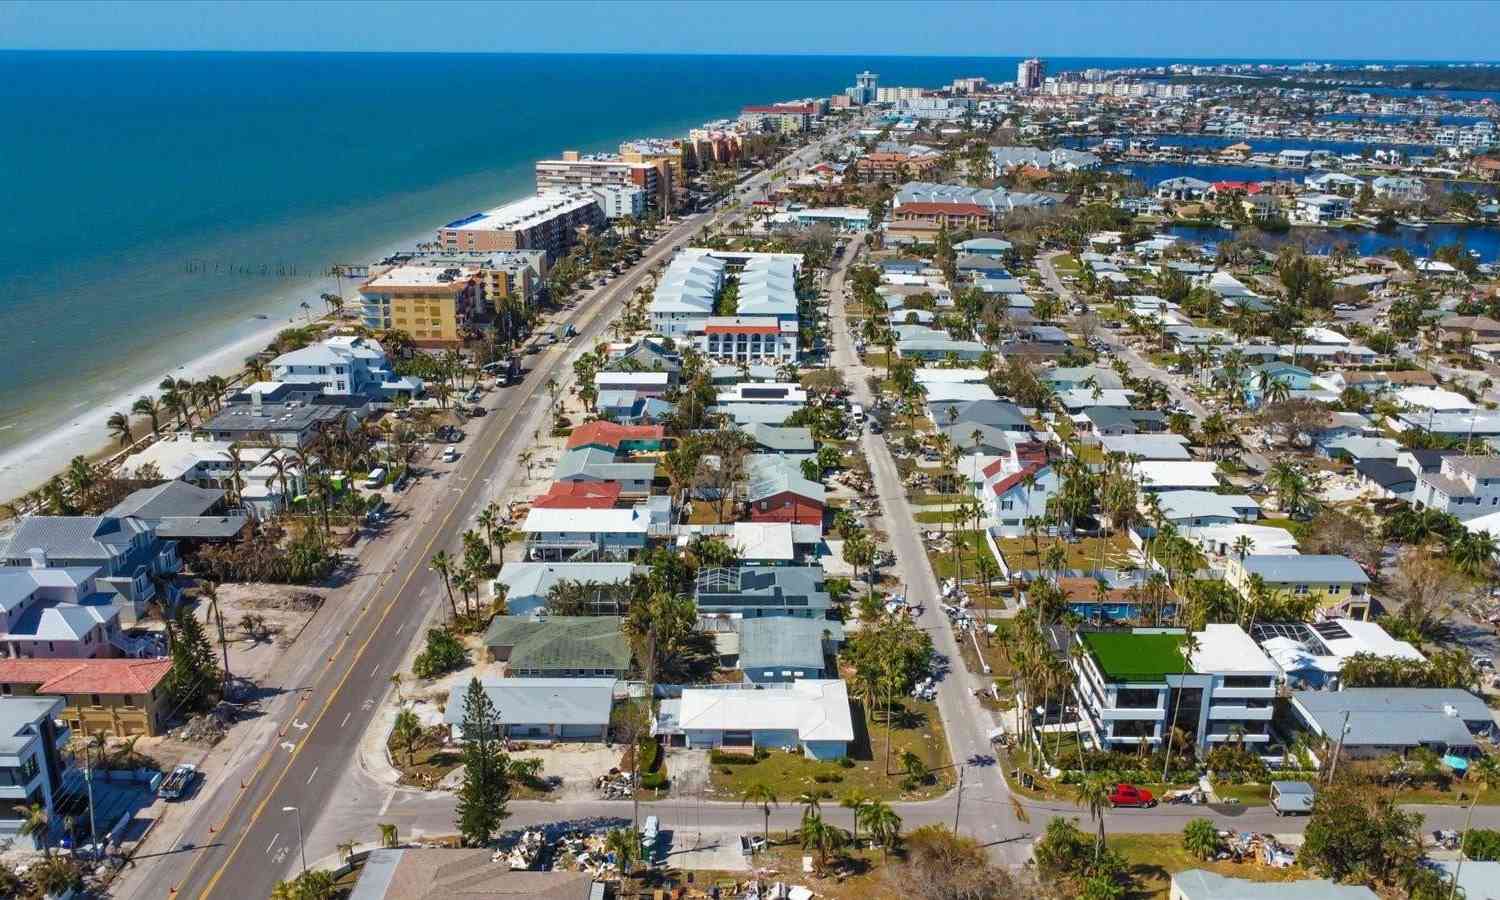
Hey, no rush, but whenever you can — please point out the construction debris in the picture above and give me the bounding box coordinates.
[174,701,242,745]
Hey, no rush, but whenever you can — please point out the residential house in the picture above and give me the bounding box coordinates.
[595,392,674,425]
[530,481,624,510]
[603,338,681,380]
[1251,618,1423,690]
[1041,367,1124,393]
[1170,870,1376,900]
[1285,688,1492,761]
[1082,407,1168,436]
[1132,461,1222,492]
[0,565,139,659]
[443,678,616,742]
[928,399,1032,432]
[118,436,304,519]
[1156,176,1211,200]
[1226,554,1372,620]
[105,482,250,545]
[655,679,854,759]
[1293,193,1352,224]
[1069,625,1277,754]
[268,335,422,400]
[955,237,1013,258]
[741,424,815,455]
[565,421,665,454]
[594,371,671,398]
[1414,455,1500,520]
[1371,175,1426,202]
[492,561,636,617]
[736,618,842,683]
[1149,491,1261,531]
[200,383,369,448]
[978,443,1058,538]
[0,658,173,737]
[745,456,825,526]
[482,616,630,678]
[1436,315,1500,346]
[1097,433,1193,461]
[519,508,651,562]
[553,447,656,497]
[0,697,70,848]
[693,566,832,619]
[4,516,181,621]
[347,849,598,900]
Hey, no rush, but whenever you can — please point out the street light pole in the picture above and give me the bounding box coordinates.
[283,806,307,878]
[953,764,966,832]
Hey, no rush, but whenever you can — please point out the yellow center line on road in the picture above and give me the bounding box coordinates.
[186,224,688,899]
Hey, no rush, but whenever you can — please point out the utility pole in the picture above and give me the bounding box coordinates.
[633,625,656,857]
[953,764,966,832]
[211,597,231,699]
[1326,710,1352,784]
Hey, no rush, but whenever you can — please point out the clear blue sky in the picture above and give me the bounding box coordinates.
[2,0,1496,61]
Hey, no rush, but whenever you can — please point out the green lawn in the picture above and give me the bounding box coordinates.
[925,530,1003,582]
[913,509,962,524]
[993,533,1135,573]
[1107,833,1312,899]
[707,698,953,803]
[1212,782,1270,805]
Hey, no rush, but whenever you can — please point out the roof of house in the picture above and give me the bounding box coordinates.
[1080,631,1188,682]
[738,618,843,672]
[1190,624,1274,674]
[674,679,854,742]
[1291,688,1489,748]
[4,515,153,565]
[0,697,65,757]
[349,849,596,900]
[730,522,797,562]
[106,481,224,521]
[928,399,1029,430]
[482,616,630,671]
[1170,869,1376,900]
[1154,490,1260,522]
[0,566,98,613]
[693,565,830,611]
[745,457,825,505]
[1239,554,1369,584]
[564,421,664,450]
[0,595,120,643]
[740,424,815,453]
[495,562,637,600]
[520,507,650,534]
[1132,461,1222,490]
[530,480,623,510]
[441,678,617,728]
[1355,460,1419,490]
[1098,434,1193,460]
[0,658,173,695]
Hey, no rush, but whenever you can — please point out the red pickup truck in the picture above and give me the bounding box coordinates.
[1108,783,1157,808]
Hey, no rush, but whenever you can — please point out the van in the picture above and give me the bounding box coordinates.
[364,467,386,489]
[850,403,865,424]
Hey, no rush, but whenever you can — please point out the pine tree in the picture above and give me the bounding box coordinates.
[165,608,221,712]
[454,677,511,846]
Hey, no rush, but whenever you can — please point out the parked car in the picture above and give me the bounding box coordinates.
[1107,783,1156,808]
[442,447,459,463]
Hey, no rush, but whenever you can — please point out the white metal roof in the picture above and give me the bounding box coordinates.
[675,679,854,743]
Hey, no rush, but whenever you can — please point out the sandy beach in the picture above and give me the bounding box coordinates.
[0,227,435,506]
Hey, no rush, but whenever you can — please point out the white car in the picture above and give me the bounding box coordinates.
[441,447,459,463]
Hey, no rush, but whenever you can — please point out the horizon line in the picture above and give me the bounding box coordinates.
[1,47,1497,65]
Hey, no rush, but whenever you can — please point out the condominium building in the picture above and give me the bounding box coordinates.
[738,103,819,134]
[1069,625,1277,754]
[435,192,604,261]
[620,139,687,184]
[1016,57,1045,91]
[696,317,799,363]
[393,250,545,313]
[269,335,422,400]
[686,128,742,166]
[358,264,481,347]
[591,184,647,221]
[536,152,668,213]
[856,152,942,180]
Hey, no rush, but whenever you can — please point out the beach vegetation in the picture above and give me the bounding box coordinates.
[454,677,511,846]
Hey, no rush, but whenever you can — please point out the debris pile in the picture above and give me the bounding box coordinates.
[503,829,546,870]
[595,771,634,799]
[175,701,241,745]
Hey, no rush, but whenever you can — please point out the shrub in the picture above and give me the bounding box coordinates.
[411,628,466,679]
[1182,817,1221,861]
[837,757,855,769]
[640,771,668,790]
[710,750,758,766]
[812,772,843,784]
[1465,828,1500,861]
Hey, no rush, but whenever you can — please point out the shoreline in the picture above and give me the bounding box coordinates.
[0,225,434,506]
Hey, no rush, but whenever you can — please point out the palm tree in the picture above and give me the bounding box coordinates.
[1161,631,1201,784]
[107,411,133,447]
[604,827,640,879]
[15,802,50,856]
[131,395,162,436]
[428,551,459,620]
[828,788,871,847]
[799,813,847,872]
[1074,774,1111,861]
[795,790,822,824]
[392,708,421,764]
[858,800,902,861]
[389,672,403,703]
[739,783,778,848]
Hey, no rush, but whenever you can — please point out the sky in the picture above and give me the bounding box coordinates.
[2,0,1498,62]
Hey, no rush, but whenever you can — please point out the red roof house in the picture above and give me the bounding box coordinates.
[531,481,624,510]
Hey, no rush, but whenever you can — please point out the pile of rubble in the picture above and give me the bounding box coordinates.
[242,590,324,612]
[174,701,241,745]
[1215,831,1296,868]
[596,771,634,799]
[498,829,546,870]
[551,830,628,879]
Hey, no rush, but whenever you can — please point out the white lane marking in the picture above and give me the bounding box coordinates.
[341,712,351,729]
[372,663,381,677]
[306,767,318,785]
[379,790,396,816]
[395,623,405,635]
[266,832,280,854]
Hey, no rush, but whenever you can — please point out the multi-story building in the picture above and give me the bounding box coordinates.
[1225,554,1373,620]
[649,252,726,337]
[591,184,647,221]
[435,193,604,261]
[738,103,818,134]
[3,516,181,623]
[620,139,686,186]
[396,250,545,316]
[358,263,481,347]
[849,70,879,105]
[1016,57,1045,91]
[201,383,369,448]
[0,697,71,847]
[535,152,668,214]
[696,317,799,363]
[856,152,942,180]
[269,335,421,400]
[1069,625,1277,754]
[686,128,742,166]
[874,86,925,103]
[1414,455,1500,520]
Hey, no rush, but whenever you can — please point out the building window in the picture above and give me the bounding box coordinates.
[90,694,101,706]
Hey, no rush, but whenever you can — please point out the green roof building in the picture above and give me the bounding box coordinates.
[483,616,631,678]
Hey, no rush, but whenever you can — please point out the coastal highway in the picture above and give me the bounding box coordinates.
[140,130,834,899]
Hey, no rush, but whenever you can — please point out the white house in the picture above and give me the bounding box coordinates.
[269,335,422,400]
[1293,194,1352,224]
[1414,455,1500,521]
[520,507,651,561]
[649,253,726,337]
[1132,461,1222,492]
[656,679,855,759]
[0,697,71,847]
[1372,176,1426,203]
[977,447,1058,538]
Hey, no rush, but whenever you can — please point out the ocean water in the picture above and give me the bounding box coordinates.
[0,50,1493,454]
[1164,222,1500,263]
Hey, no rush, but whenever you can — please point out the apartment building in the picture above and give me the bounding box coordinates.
[358,263,480,347]
[1069,625,1277,754]
[269,335,422,400]
[536,151,668,214]
[856,152,942,180]
[396,250,545,315]
[620,139,686,184]
[738,103,818,134]
[592,185,647,220]
[696,317,799,363]
[435,193,604,261]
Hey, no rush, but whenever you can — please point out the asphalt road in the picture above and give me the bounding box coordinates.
[139,128,854,899]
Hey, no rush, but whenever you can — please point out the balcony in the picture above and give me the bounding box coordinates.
[1208,704,1274,721]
